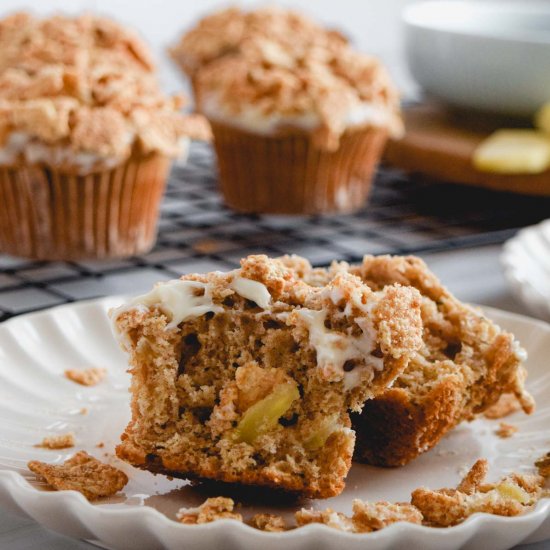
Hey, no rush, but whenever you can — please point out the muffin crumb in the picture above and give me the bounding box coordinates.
[535,452,550,478]
[411,459,544,527]
[35,433,75,449]
[176,497,242,524]
[249,513,286,532]
[495,422,518,439]
[27,451,128,501]
[295,501,421,533]
[64,367,106,386]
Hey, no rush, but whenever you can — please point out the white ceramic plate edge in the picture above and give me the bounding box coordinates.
[0,298,549,550]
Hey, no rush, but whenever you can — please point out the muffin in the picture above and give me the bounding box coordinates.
[0,13,203,260]
[287,254,533,466]
[112,254,423,497]
[171,7,402,215]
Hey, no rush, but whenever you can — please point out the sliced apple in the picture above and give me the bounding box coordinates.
[495,481,531,504]
[303,415,339,451]
[473,130,550,174]
[234,382,299,444]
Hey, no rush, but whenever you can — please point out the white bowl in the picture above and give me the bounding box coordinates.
[403,1,550,116]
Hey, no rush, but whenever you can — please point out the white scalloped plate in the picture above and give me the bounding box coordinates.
[0,298,549,550]
[502,219,550,322]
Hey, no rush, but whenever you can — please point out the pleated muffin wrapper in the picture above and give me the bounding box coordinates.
[0,151,171,261]
[209,120,389,215]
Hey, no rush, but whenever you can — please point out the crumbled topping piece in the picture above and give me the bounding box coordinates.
[411,459,544,527]
[535,452,550,478]
[180,113,213,142]
[295,508,354,532]
[295,501,421,533]
[0,12,195,160]
[71,107,131,158]
[64,367,107,386]
[351,500,423,532]
[495,422,518,439]
[35,433,75,449]
[177,497,243,524]
[27,451,128,501]
[484,393,522,419]
[249,513,286,532]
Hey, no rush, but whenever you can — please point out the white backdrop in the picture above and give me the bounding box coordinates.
[0,0,421,98]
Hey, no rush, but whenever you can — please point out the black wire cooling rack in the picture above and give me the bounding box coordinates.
[1,141,549,321]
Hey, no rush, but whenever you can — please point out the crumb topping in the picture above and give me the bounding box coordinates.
[171,7,348,76]
[295,500,422,533]
[64,367,107,386]
[35,433,75,449]
[27,451,128,501]
[249,513,286,532]
[535,452,550,478]
[177,496,242,524]
[411,459,544,527]
[173,7,402,150]
[495,422,518,439]
[0,12,199,161]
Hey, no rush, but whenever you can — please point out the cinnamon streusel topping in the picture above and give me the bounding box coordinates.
[0,12,201,163]
[173,7,402,151]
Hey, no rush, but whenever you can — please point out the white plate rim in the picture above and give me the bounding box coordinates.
[0,297,549,549]
[502,219,550,321]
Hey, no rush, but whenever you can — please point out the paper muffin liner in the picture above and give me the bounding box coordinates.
[0,152,171,260]
[209,121,389,215]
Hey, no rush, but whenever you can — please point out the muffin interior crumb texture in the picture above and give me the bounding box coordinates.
[320,255,532,467]
[113,254,423,498]
[27,451,128,501]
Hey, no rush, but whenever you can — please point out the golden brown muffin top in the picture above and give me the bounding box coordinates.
[172,7,402,150]
[170,6,348,77]
[0,12,204,159]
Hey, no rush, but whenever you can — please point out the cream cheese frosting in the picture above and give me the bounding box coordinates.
[0,131,191,174]
[200,92,399,139]
[295,308,383,391]
[111,270,273,333]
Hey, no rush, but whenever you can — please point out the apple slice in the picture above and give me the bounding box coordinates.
[473,130,550,174]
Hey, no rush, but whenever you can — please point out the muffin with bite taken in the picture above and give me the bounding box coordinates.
[0,12,207,261]
[171,7,402,215]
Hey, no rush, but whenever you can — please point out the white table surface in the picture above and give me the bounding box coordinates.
[1,243,549,549]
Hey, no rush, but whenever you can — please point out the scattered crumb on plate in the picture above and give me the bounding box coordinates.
[249,513,286,532]
[176,497,242,524]
[28,451,127,501]
[535,452,550,478]
[495,422,518,438]
[64,368,107,386]
[412,459,544,527]
[35,433,75,449]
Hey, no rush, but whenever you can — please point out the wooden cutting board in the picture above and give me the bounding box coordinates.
[384,103,550,196]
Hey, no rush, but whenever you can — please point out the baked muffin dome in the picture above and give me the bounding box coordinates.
[0,12,201,173]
